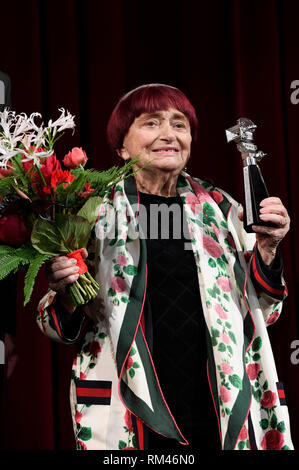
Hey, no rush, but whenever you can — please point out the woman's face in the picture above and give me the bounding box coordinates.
[119,108,192,173]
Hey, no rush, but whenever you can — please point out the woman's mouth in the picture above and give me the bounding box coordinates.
[152,147,179,155]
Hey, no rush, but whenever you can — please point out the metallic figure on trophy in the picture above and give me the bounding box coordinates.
[226,117,275,233]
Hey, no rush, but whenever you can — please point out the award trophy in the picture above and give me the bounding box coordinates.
[226,117,274,233]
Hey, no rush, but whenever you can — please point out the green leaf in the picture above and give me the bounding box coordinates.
[77,426,92,441]
[123,264,138,276]
[118,440,127,450]
[270,414,278,429]
[217,258,226,270]
[24,252,52,305]
[207,287,216,298]
[132,362,140,369]
[208,258,216,268]
[210,232,218,242]
[129,368,135,378]
[108,288,116,297]
[259,419,269,430]
[211,327,220,338]
[218,343,226,352]
[221,254,228,264]
[77,196,103,227]
[31,214,92,255]
[252,353,261,362]
[277,421,286,433]
[229,374,243,390]
[129,347,136,356]
[221,220,228,229]
[203,202,215,218]
[253,389,262,402]
[252,337,262,352]
[238,441,245,450]
[0,244,37,281]
[262,380,268,391]
[228,331,237,345]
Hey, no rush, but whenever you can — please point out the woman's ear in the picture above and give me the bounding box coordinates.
[117,146,130,161]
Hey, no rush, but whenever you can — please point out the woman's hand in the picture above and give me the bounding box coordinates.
[238,197,290,266]
[45,248,88,313]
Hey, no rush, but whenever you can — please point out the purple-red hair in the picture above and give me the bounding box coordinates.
[107,84,198,151]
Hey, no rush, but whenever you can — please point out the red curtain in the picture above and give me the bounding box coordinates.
[0,0,298,450]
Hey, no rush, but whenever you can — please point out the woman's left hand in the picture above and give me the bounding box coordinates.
[239,197,290,266]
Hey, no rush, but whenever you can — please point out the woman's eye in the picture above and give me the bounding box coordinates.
[174,122,186,129]
[146,120,158,127]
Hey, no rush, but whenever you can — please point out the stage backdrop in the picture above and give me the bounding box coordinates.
[0,0,298,450]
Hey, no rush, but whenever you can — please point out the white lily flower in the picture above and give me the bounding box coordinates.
[20,147,54,168]
[28,112,43,132]
[0,140,20,168]
[0,108,16,139]
[48,108,75,133]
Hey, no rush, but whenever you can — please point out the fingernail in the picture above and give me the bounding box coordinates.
[70,259,77,264]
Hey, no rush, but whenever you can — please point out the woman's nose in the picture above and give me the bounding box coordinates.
[159,121,176,141]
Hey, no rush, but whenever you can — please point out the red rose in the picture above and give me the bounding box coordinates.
[226,234,236,250]
[216,276,232,293]
[246,363,260,380]
[185,193,201,214]
[220,385,231,403]
[261,429,284,450]
[215,303,228,320]
[239,426,248,441]
[88,340,101,356]
[209,190,223,204]
[77,440,87,450]
[63,147,87,169]
[75,410,82,423]
[126,356,133,370]
[0,214,31,246]
[111,276,127,293]
[124,410,133,432]
[202,235,222,258]
[260,390,277,409]
[266,310,280,325]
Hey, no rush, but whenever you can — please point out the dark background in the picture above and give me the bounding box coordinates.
[0,0,298,451]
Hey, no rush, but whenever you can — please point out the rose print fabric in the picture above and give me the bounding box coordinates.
[37,173,294,450]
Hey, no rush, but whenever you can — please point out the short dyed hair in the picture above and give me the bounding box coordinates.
[107,84,198,151]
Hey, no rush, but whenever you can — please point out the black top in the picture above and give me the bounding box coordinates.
[139,192,220,449]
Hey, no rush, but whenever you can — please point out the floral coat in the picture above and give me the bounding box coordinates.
[37,173,294,451]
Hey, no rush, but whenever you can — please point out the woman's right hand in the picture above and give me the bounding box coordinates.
[45,248,88,313]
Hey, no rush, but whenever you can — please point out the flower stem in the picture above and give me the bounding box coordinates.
[35,164,47,187]
[68,271,99,306]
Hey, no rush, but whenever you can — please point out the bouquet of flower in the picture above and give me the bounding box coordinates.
[0,108,137,306]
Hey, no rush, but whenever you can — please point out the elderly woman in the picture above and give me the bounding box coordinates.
[37,84,293,451]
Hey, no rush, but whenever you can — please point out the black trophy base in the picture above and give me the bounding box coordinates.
[243,164,276,233]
